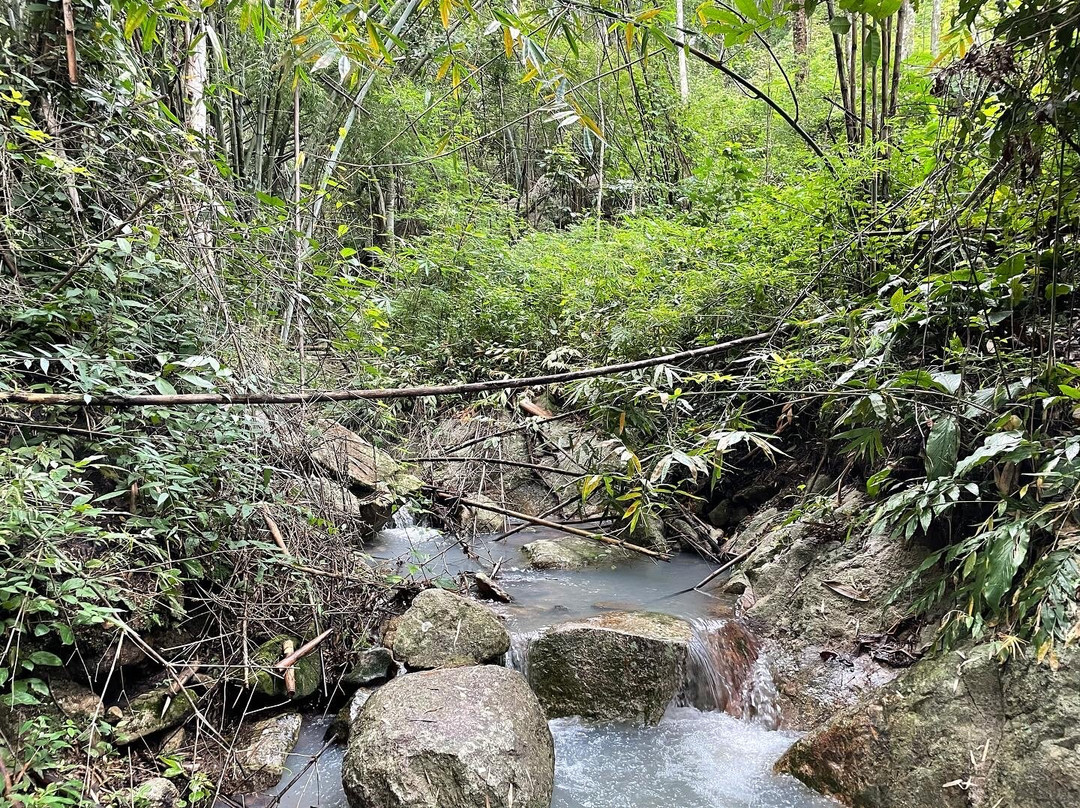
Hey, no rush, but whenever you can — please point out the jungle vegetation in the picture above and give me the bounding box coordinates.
[2,0,1079,804]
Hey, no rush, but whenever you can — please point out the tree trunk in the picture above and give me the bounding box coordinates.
[793,1,809,86]
[931,0,942,56]
[184,12,207,138]
[676,0,689,102]
[900,1,914,60]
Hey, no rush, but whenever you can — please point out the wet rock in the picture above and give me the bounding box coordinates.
[722,489,930,726]
[110,777,180,808]
[392,588,510,670]
[243,635,322,700]
[521,536,630,570]
[49,679,104,721]
[342,665,554,808]
[342,647,396,688]
[114,684,197,746]
[625,511,670,553]
[308,475,366,517]
[236,712,303,792]
[527,611,692,725]
[776,644,1080,808]
[460,492,508,533]
[330,687,374,741]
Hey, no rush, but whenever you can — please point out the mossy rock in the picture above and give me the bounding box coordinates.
[245,635,322,700]
[114,685,197,746]
[392,588,510,670]
[521,536,631,570]
[527,611,691,725]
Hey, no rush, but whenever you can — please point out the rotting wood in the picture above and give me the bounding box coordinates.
[274,629,332,671]
[0,330,776,407]
[281,639,297,697]
[429,488,669,560]
[472,572,512,603]
[518,398,552,418]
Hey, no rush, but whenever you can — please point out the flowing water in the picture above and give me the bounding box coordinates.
[239,521,835,807]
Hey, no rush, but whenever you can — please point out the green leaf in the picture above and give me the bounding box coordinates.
[863,26,881,66]
[153,377,177,396]
[829,16,852,34]
[29,651,63,667]
[925,415,959,480]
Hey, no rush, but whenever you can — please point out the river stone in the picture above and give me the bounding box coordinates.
[342,647,396,687]
[111,777,181,808]
[236,712,303,791]
[114,684,197,746]
[49,679,104,721]
[342,665,554,808]
[776,644,1080,807]
[245,634,322,700]
[527,611,692,724]
[521,536,630,570]
[392,588,510,670]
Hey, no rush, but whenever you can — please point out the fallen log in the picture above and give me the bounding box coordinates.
[0,330,774,407]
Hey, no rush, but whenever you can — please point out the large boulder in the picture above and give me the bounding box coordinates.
[527,611,691,724]
[776,644,1080,807]
[392,588,510,670]
[342,665,554,808]
[521,536,630,570]
[235,712,303,791]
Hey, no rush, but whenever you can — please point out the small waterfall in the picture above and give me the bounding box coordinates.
[506,630,542,678]
[389,504,417,529]
[676,618,781,729]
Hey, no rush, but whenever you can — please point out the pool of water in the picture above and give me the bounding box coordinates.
[243,709,833,808]
[367,521,731,633]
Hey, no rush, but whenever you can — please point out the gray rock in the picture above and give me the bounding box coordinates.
[521,536,630,570]
[342,666,553,808]
[111,777,180,808]
[331,687,375,741]
[527,611,692,724]
[114,684,197,746]
[776,644,1080,808]
[236,713,303,792]
[392,588,510,670]
[49,679,104,721]
[342,647,396,687]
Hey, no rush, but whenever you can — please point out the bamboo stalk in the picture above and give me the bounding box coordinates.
[417,455,581,476]
[61,0,78,84]
[281,640,297,696]
[274,629,332,672]
[0,330,776,407]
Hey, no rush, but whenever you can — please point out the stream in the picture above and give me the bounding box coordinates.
[245,518,836,808]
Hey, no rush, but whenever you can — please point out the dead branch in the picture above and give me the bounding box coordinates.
[273,628,332,671]
[430,489,669,560]
[0,330,775,407]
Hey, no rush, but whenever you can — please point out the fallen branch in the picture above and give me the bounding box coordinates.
[417,455,581,476]
[281,639,297,697]
[430,489,669,560]
[260,505,290,554]
[693,548,755,592]
[274,629,332,672]
[0,330,774,407]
